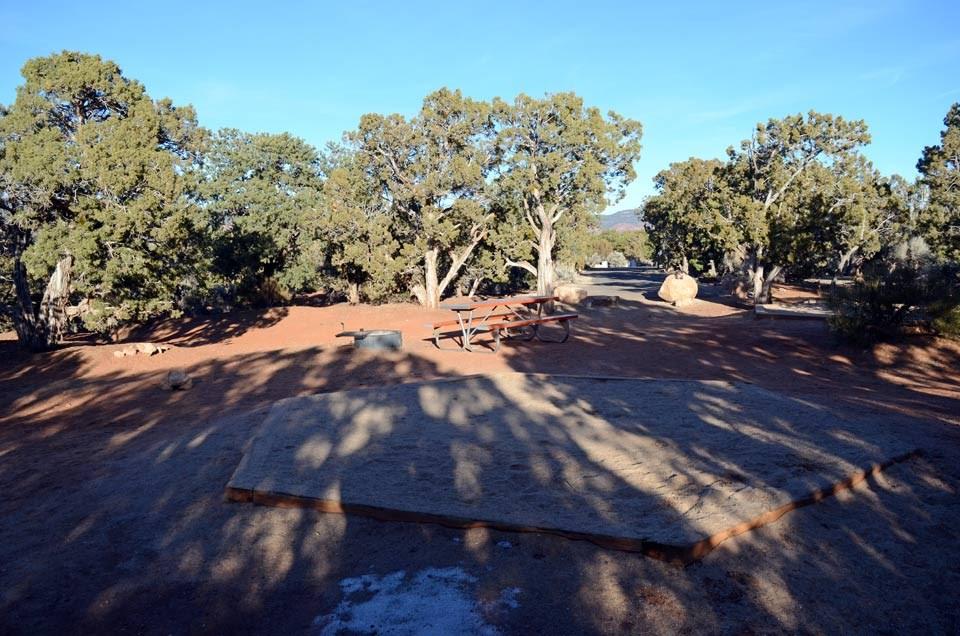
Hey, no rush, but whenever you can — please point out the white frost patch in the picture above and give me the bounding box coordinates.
[313,567,519,636]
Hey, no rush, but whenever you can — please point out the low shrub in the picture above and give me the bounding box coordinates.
[554,263,583,284]
[606,251,629,268]
[931,301,960,338]
[828,257,960,344]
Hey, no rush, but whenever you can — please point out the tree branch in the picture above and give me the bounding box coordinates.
[549,203,564,224]
[521,196,539,233]
[504,257,537,276]
[764,153,820,211]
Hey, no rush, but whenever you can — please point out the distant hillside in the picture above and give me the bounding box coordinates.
[599,208,644,231]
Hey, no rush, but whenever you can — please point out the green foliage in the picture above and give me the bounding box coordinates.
[790,157,902,277]
[606,250,629,267]
[917,103,960,262]
[931,301,960,338]
[343,89,496,307]
[203,129,325,302]
[562,229,650,269]
[644,157,737,273]
[1,51,211,335]
[828,269,924,345]
[828,249,960,344]
[645,112,886,299]
[320,149,405,302]
[491,92,642,294]
[6,50,951,352]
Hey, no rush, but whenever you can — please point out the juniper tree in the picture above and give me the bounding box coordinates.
[724,112,870,303]
[348,88,495,308]
[643,158,739,274]
[320,147,404,303]
[203,129,325,302]
[492,93,642,295]
[917,103,960,261]
[0,51,209,349]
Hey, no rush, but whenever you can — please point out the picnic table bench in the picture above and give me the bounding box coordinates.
[433,295,577,352]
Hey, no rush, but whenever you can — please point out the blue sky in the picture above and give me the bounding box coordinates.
[2,0,958,212]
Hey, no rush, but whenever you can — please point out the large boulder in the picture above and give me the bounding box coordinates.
[553,284,588,305]
[658,272,698,307]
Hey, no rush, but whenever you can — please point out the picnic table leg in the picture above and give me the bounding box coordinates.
[500,303,536,342]
[534,318,572,343]
[456,310,474,351]
[531,299,545,339]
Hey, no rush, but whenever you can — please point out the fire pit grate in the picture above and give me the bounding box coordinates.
[335,328,403,351]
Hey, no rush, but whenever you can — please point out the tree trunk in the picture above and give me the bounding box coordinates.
[707,259,718,279]
[536,218,556,296]
[468,276,481,297]
[757,265,782,305]
[744,247,780,306]
[422,248,440,309]
[837,246,859,276]
[750,263,765,304]
[347,281,360,305]
[12,260,44,351]
[12,254,73,351]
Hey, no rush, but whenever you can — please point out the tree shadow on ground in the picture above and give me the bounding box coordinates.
[121,306,291,347]
[1,281,959,633]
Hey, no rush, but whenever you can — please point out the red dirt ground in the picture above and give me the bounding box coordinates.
[2,272,959,634]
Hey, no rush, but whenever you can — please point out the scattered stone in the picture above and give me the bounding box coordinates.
[584,295,620,308]
[136,342,159,356]
[553,284,588,305]
[114,342,171,358]
[161,370,193,390]
[658,272,698,307]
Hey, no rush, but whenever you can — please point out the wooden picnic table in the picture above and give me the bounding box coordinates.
[435,295,577,352]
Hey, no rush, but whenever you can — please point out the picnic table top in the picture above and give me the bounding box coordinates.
[440,295,557,312]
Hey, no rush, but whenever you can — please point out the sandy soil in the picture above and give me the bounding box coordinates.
[228,375,919,551]
[2,269,959,634]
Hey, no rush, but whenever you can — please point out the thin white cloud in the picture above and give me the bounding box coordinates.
[858,66,906,87]
[688,86,800,124]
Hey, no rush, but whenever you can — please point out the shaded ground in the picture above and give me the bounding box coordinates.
[2,268,959,634]
[228,375,917,553]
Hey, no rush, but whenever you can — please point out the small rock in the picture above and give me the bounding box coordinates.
[584,295,620,308]
[136,342,159,356]
[114,342,170,358]
[162,370,193,390]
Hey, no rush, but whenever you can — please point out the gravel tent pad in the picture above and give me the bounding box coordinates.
[226,374,919,564]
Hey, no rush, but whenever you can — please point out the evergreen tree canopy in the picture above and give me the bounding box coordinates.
[918,103,960,261]
[0,51,209,343]
[204,129,325,301]
[491,92,642,295]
